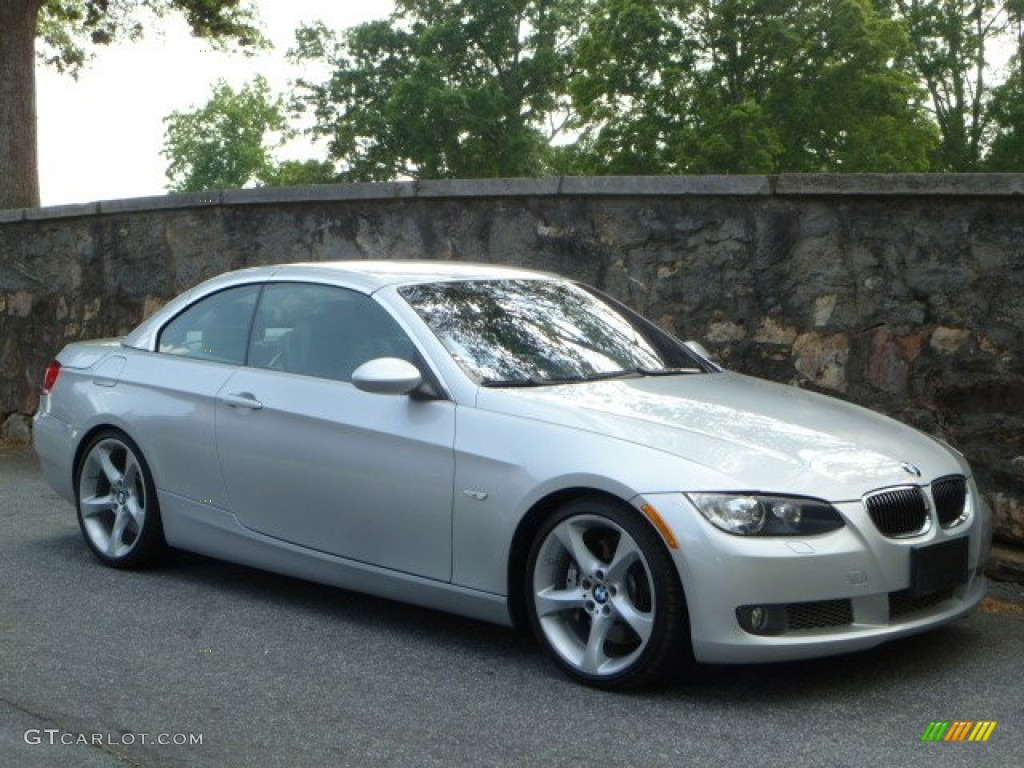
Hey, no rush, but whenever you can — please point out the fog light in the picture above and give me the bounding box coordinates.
[749,606,766,631]
[736,604,785,635]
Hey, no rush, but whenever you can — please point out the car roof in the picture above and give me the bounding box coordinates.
[260,260,557,292]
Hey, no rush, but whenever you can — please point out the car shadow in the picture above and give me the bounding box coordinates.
[152,551,1001,701]
[32,530,990,698]
[668,623,983,701]
[167,548,533,647]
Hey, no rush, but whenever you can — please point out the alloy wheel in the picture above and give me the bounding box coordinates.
[76,432,164,567]
[531,513,657,678]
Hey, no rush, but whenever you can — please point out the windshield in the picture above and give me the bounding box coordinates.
[399,279,704,386]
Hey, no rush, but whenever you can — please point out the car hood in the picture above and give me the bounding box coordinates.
[475,372,964,501]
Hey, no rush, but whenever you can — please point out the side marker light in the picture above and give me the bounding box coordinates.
[640,503,679,550]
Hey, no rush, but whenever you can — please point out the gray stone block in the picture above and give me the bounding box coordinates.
[1,413,30,444]
[223,183,413,206]
[24,202,100,220]
[412,177,561,198]
[776,173,1024,196]
[559,175,771,196]
[100,193,210,214]
[987,544,1024,584]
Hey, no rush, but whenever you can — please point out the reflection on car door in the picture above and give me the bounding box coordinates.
[213,283,456,582]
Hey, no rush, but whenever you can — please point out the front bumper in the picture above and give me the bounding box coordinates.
[639,486,991,664]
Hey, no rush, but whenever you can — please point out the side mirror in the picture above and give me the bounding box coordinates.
[683,340,723,372]
[351,358,423,396]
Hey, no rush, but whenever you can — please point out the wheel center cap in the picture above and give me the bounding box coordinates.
[593,584,609,604]
[116,489,128,505]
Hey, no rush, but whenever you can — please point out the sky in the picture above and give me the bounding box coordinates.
[36,1,395,207]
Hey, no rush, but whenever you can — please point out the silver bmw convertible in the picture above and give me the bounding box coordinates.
[34,261,991,689]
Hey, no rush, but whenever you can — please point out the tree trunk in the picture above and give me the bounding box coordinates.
[0,0,43,210]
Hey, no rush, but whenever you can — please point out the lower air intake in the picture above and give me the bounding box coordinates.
[889,588,955,620]
[785,599,854,631]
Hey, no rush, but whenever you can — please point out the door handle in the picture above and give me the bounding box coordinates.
[221,392,263,410]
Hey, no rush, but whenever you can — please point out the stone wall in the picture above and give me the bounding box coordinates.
[1,175,1022,546]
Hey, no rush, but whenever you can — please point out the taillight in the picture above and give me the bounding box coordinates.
[42,361,61,394]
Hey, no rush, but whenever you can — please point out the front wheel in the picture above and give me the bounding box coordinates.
[75,430,166,569]
[525,497,692,689]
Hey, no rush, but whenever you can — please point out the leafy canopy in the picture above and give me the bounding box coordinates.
[288,0,584,181]
[158,0,1024,185]
[37,0,265,75]
[162,76,289,192]
[570,0,938,174]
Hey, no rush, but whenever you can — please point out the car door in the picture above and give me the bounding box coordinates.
[214,282,456,582]
[136,283,261,505]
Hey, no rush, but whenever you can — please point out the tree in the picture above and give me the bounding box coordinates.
[163,77,286,192]
[289,0,583,181]
[260,159,337,187]
[566,0,696,174]
[0,0,261,209]
[985,1,1024,168]
[699,0,938,172]
[890,0,1006,170]
[985,68,1024,168]
[570,0,937,174]
[162,76,338,190]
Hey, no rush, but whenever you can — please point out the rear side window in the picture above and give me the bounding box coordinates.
[158,285,261,364]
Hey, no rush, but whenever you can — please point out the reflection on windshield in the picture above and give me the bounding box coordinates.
[400,279,699,385]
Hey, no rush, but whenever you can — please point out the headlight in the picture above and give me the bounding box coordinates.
[686,493,845,536]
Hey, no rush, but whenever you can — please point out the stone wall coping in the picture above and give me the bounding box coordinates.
[5,174,1024,224]
[774,173,1024,196]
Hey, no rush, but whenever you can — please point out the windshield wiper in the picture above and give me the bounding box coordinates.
[480,371,632,387]
[480,377,555,388]
[635,366,703,376]
[480,367,701,388]
[551,367,702,381]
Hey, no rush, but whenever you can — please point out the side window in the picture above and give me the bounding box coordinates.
[157,285,260,364]
[248,283,417,382]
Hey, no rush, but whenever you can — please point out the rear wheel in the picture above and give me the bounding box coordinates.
[75,430,165,568]
[525,496,692,689]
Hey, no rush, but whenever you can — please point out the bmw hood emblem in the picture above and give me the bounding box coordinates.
[900,462,922,478]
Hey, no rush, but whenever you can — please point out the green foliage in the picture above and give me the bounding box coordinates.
[37,0,265,75]
[566,0,695,174]
[36,0,1024,199]
[986,67,1024,169]
[289,0,584,181]
[162,77,290,192]
[261,159,338,187]
[890,0,1004,171]
[571,0,937,174]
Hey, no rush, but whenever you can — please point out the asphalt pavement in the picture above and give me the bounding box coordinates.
[2,444,1022,768]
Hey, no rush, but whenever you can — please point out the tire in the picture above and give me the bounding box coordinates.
[525,496,693,690]
[75,430,166,569]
